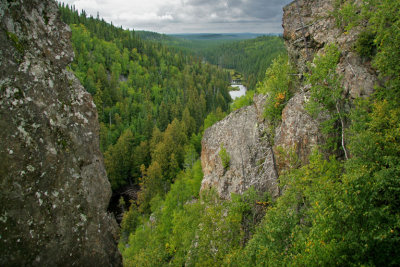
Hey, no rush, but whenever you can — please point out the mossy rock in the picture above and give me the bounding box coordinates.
[5,31,25,54]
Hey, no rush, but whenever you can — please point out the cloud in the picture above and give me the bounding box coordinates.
[59,0,292,33]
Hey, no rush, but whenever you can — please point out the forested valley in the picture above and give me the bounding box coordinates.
[59,2,285,216]
[59,4,232,196]
[59,0,400,266]
[137,31,285,90]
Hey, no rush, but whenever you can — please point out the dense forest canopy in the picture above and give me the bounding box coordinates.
[200,36,285,90]
[59,3,286,200]
[59,4,232,199]
[118,0,400,265]
[61,0,400,265]
[137,31,286,90]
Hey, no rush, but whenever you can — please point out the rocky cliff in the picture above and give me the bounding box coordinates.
[201,0,377,199]
[283,0,376,98]
[0,0,121,265]
[201,91,323,199]
[201,95,279,199]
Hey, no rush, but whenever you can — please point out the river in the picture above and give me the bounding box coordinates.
[229,84,247,100]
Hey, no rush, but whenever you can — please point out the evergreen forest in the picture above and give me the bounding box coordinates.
[137,31,285,90]
[59,4,233,198]
[59,0,400,266]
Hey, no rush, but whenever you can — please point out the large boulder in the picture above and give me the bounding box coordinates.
[0,0,121,265]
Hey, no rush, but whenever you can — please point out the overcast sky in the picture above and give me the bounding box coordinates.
[59,0,293,34]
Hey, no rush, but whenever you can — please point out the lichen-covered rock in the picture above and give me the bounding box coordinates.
[200,91,322,199]
[201,102,279,199]
[274,90,324,170]
[0,0,121,265]
[253,93,268,121]
[283,0,377,98]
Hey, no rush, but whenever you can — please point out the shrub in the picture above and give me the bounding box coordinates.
[257,54,297,130]
[231,90,255,111]
[219,143,231,170]
[305,43,348,157]
[355,30,377,59]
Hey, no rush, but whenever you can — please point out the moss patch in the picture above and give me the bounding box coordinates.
[5,31,25,54]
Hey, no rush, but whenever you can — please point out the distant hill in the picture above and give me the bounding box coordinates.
[135,31,285,90]
[135,30,174,42]
[169,33,273,40]
[136,31,280,42]
[200,36,285,90]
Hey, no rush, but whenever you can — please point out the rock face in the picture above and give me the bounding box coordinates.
[0,0,121,265]
[201,96,279,199]
[283,0,377,98]
[273,90,325,171]
[201,0,378,199]
[200,90,324,199]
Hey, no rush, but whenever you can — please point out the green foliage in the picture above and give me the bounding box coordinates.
[355,30,377,59]
[151,119,188,182]
[230,2,400,264]
[104,128,135,189]
[66,1,400,265]
[333,0,400,96]
[137,161,164,213]
[219,143,231,170]
[332,0,361,31]
[230,70,243,81]
[183,143,198,170]
[137,33,286,91]
[305,44,342,116]
[120,161,204,265]
[258,54,296,129]
[120,203,140,244]
[305,44,346,154]
[189,132,202,154]
[59,4,231,192]
[230,90,255,111]
[231,150,344,266]
[5,31,25,54]
[274,145,301,175]
[186,190,243,266]
[120,162,272,266]
[203,107,227,132]
[201,36,286,90]
[367,0,400,96]
[340,98,400,265]
[230,187,271,244]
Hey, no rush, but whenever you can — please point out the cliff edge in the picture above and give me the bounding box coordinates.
[283,0,376,98]
[0,0,121,265]
[201,0,378,199]
[201,95,279,199]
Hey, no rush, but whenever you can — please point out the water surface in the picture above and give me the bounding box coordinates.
[229,84,247,100]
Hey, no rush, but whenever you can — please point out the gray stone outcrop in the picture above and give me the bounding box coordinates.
[273,90,325,170]
[201,102,279,199]
[283,0,377,98]
[201,0,380,199]
[0,0,121,265]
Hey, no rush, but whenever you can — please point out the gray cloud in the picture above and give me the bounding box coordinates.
[59,0,292,33]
